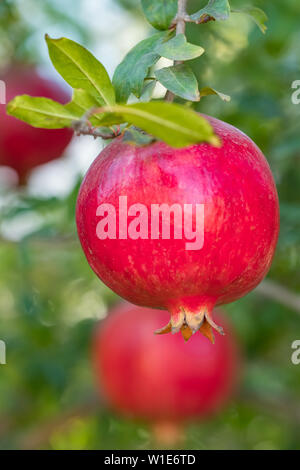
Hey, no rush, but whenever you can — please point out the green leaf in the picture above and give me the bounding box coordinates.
[123,128,155,146]
[6,95,78,129]
[155,64,200,102]
[66,89,99,117]
[200,86,231,102]
[231,6,268,34]
[112,31,171,103]
[66,89,111,126]
[156,34,205,61]
[141,0,177,30]
[68,89,98,112]
[45,35,115,105]
[6,97,220,148]
[128,80,157,104]
[140,81,157,102]
[6,91,121,130]
[191,0,230,23]
[98,102,220,147]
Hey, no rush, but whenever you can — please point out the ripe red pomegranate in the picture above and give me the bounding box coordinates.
[0,64,73,184]
[93,304,240,435]
[77,116,279,341]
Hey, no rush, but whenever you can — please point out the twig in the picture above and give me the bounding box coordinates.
[239,390,300,425]
[165,1,216,102]
[175,0,188,35]
[165,0,188,102]
[72,106,121,140]
[255,279,300,313]
[72,123,119,140]
[0,234,77,247]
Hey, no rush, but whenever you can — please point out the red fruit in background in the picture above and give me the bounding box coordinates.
[77,116,279,341]
[93,304,240,428]
[0,64,73,184]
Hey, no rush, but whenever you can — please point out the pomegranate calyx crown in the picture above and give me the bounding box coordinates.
[155,306,224,343]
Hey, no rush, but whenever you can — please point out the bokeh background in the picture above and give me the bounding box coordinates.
[0,0,300,450]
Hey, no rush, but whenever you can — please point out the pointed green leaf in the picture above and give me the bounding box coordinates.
[6,97,220,148]
[68,89,99,111]
[155,64,200,102]
[45,35,115,105]
[112,31,171,103]
[7,95,78,129]
[88,113,125,127]
[98,102,220,147]
[200,87,231,102]
[141,0,177,31]
[6,92,122,130]
[231,6,268,34]
[66,89,98,116]
[191,0,230,23]
[156,34,205,61]
[66,89,112,126]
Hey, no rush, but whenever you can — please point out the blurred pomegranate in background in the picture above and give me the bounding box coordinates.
[93,303,241,445]
[0,64,73,185]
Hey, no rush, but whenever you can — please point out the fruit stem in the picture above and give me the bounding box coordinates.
[165,0,188,103]
[176,0,188,36]
[151,421,185,448]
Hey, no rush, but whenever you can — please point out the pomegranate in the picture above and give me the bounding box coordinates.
[0,64,73,185]
[93,303,240,436]
[76,116,279,341]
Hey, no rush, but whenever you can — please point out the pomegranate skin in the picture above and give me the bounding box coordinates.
[76,115,279,339]
[93,304,240,422]
[0,65,73,184]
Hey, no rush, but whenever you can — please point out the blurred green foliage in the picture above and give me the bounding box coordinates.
[0,0,300,450]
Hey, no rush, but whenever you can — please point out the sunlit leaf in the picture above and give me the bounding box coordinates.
[45,35,115,105]
[96,102,220,147]
[7,95,77,129]
[6,92,120,130]
[66,89,113,126]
